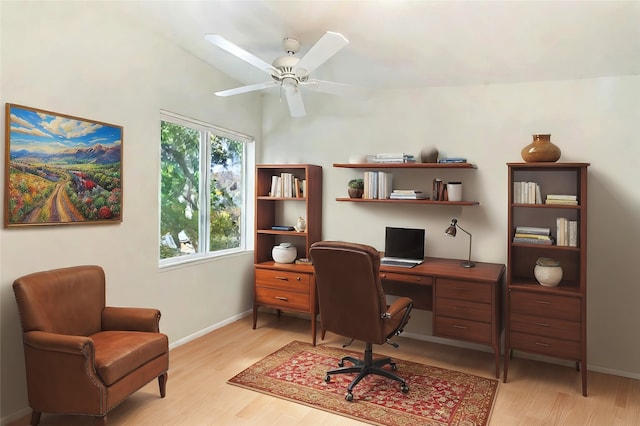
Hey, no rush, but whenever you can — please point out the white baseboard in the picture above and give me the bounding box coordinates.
[168,309,252,350]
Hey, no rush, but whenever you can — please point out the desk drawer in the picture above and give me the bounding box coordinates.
[436,297,491,323]
[510,291,581,322]
[510,331,580,360]
[510,313,580,341]
[434,316,492,344]
[380,271,432,286]
[255,287,310,311]
[255,269,311,293]
[437,279,491,303]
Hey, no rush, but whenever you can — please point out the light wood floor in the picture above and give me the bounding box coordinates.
[10,313,640,426]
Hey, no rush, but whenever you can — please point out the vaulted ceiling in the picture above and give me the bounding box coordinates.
[109,1,640,92]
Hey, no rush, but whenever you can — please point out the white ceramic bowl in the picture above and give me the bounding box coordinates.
[272,245,297,263]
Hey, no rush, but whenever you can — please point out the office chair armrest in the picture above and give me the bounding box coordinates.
[384,297,413,318]
[102,307,161,332]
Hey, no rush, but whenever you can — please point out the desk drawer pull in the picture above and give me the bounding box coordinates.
[453,324,468,329]
[535,342,551,347]
[275,296,288,301]
[535,300,551,305]
[535,322,550,327]
[274,276,289,281]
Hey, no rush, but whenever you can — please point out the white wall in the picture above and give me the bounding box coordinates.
[261,75,640,378]
[0,2,261,422]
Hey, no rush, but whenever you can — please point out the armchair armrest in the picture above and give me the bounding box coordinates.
[102,307,161,332]
[23,330,93,355]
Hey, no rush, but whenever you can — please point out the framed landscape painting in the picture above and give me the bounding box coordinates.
[4,104,123,227]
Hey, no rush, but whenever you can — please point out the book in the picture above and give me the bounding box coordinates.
[438,157,467,163]
[389,193,428,200]
[545,199,578,205]
[295,258,312,265]
[432,179,443,201]
[392,189,424,194]
[569,220,578,247]
[514,233,553,240]
[547,194,577,200]
[271,225,294,231]
[377,171,393,199]
[515,226,551,236]
[556,217,569,246]
[513,237,554,245]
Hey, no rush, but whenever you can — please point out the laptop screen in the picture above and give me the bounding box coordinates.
[384,227,425,260]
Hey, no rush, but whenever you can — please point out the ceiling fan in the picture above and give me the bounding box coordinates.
[205,31,358,118]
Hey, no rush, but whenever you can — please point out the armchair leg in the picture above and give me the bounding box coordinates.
[30,411,41,426]
[158,372,168,398]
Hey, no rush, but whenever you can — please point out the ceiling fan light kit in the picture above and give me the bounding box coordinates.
[205,31,355,117]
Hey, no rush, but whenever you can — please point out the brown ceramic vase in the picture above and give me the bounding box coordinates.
[521,134,561,162]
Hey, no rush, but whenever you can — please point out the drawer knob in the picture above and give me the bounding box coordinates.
[381,274,387,279]
[296,276,301,281]
[275,296,288,301]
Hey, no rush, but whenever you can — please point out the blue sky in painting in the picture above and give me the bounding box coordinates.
[8,105,122,154]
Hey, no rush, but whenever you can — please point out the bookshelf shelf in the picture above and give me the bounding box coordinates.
[333,162,479,205]
[504,162,589,396]
[335,197,479,206]
[333,162,477,169]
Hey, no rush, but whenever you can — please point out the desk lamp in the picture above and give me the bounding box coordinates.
[445,218,475,268]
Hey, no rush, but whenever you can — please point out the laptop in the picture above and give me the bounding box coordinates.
[380,227,425,268]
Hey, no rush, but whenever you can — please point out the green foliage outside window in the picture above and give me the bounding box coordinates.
[160,119,245,261]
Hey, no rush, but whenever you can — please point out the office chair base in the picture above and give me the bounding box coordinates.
[324,343,409,401]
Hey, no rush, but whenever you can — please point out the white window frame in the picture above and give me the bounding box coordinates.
[159,110,255,268]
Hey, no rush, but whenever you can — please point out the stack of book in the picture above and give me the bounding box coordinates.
[371,153,416,163]
[514,181,541,204]
[363,171,393,199]
[270,173,304,198]
[437,157,467,163]
[546,194,578,205]
[389,189,428,200]
[556,217,578,246]
[513,226,554,245]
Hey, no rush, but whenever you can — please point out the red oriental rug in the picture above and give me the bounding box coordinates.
[228,340,498,426]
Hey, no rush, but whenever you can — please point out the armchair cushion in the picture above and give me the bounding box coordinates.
[92,331,168,386]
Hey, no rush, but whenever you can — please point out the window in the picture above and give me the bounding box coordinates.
[159,112,254,266]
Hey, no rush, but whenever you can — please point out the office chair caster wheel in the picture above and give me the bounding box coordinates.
[401,384,409,393]
[390,362,397,371]
[345,392,354,401]
[324,375,331,383]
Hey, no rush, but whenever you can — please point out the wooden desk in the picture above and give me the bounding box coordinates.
[380,257,505,378]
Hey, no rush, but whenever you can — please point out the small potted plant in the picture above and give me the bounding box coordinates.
[348,178,364,198]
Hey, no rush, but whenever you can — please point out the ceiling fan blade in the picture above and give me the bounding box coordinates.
[302,80,369,97]
[284,88,306,118]
[205,34,279,76]
[215,81,278,97]
[294,31,348,76]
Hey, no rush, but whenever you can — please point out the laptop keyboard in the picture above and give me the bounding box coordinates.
[381,260,417,268]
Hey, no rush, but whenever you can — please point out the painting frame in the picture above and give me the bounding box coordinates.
[4,103,123,227]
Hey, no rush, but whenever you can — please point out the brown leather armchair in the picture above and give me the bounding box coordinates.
[309,241,413,401]
[12,265,169,426]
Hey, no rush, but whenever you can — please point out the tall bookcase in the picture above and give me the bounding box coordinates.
[504,162,589,396]
[253,164,322,345]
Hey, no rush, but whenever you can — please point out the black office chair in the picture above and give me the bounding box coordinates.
[310,241,413,401]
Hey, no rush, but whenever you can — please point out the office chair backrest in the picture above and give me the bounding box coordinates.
[13,265,106,336]
[310,241,389,345]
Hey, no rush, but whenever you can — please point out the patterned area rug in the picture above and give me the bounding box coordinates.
[228,340,498,426]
